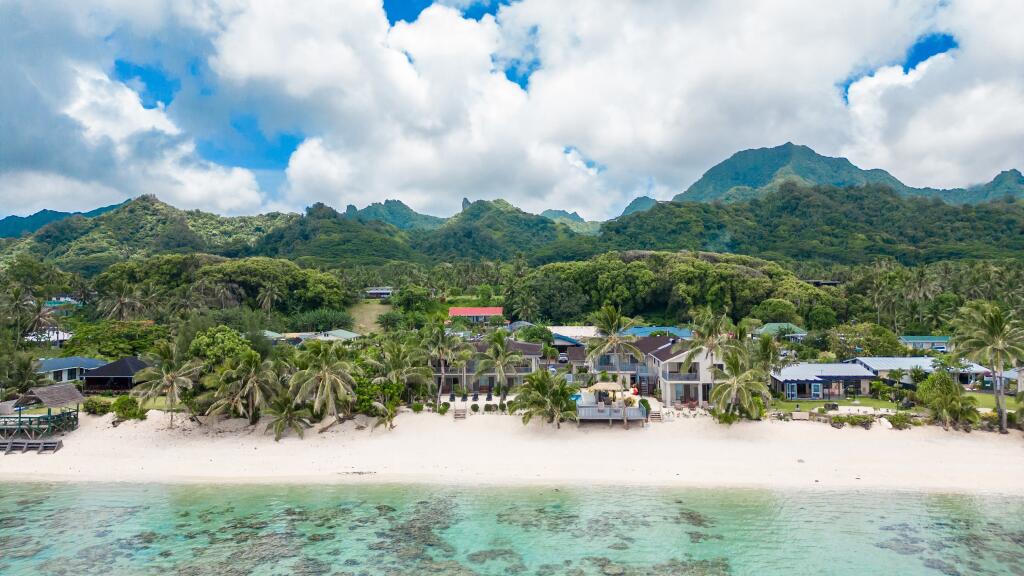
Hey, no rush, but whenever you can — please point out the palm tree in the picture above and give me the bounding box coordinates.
[917,371,979,430]
[206,349,278,425]
[586,305,643,385]
[257,283,283,313]
[3,353,48,396]
[422,322,469,405]
[708,344,770,421]
[678,308,734,372]
[475,330,523,403]
[100,282,144,321]
[887,368,907,403]
[132,341,201,428]
[367,335,433,404]
[509,369,579,429]
[290,340,357,427]
[264,390,312,441]
[951,301,1024,433]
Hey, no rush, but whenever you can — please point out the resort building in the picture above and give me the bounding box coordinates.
[364,286,394,299]
[647,340,723,405]
[35,357,106,383]
[771,363,875,400]
[82,357,149,393]
[448,306,504,324]
[433,339,543,399]
[898,335,950,352]
[754,323,807,342]
[849,356,989,385]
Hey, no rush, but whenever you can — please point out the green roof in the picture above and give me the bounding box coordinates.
[899,335,950,342]
[756,322,806,335]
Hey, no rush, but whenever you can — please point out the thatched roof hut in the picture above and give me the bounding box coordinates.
[15,383,86,409]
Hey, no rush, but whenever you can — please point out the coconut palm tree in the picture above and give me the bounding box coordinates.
[257,283,283,313]
[917,371,979,430]
[951,301,1024,433]
[100,281,144,321]
[132,341,202,428]
[422,322,469,404]
[475,330,523,403]
[586,305,643,384]
[264,390,312,441]
[678,308,734,370]
[290,340,357,427]
[3,353,48,396]
[206,349,278,425]
[509,369,579,429]
[367,335,433,404]
[709,344,770,421]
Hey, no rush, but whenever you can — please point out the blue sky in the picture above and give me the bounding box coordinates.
[2,0,1022,218]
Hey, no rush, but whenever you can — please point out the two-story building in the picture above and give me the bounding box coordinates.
[434,339,543,399]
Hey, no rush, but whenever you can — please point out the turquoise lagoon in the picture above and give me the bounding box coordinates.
[1,483,1022,575]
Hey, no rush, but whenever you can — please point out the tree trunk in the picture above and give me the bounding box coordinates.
[996,368,1007,434]
[437,361,446,406]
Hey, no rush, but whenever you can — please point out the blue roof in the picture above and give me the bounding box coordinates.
[620,326,693,339]
[36,357,107,373]
[551,333,583,346]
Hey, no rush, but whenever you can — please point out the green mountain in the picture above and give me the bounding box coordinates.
[619,196,658,216]
[3,195,296,275]
[344,199,445,230]
[674,143,1024,204]
[0,202,125,238]
[606,182,1024,265]
[540,209,601,235]
[415,199,580,261]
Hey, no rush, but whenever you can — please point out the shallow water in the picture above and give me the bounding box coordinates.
[0,483,1022,575]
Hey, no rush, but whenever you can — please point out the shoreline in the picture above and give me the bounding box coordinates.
[2,411,1023,495]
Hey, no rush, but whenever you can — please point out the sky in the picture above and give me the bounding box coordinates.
[2,0,1023,220]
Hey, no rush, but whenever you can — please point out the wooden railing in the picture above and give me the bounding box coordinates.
[0,410,79,439]
[576,405,647,421]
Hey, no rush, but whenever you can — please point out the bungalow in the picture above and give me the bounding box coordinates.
[771,363,875,400]
[35,357,106,383]
[364,286,394,299]
[899,335,950,352]
[433,339,543,399]
[82,357,149,393]
[849,356,989,385]
[754,323,807,342]
[448,306,504,324]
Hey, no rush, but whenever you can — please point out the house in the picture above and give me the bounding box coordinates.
[754,323,807,342]
[448,307,504,323]
[23,330,73,347]
[546,325,599,340]
[849,356,989,385]
[82,357,149,393]
[43,296,81,317]
[620,326,693,339]
[772,363,875,400]
[646,339,723,405]
[550,332,584,352]
[35,357,106,383]
[364,286,394,299]
[540,346,587,383]
[899,335,950,352]
[588,335,665,393]
[433,339,543,399]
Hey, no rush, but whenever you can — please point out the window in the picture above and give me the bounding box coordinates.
[52,370,63,382]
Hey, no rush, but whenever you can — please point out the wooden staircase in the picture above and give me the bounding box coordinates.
[453,408,468,420]
[648,410,663,422]
[3,439,63,454]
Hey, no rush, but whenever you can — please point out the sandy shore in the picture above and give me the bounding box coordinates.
[1,410,1022,494]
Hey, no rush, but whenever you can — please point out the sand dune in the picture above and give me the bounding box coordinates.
[2,410,1022,494]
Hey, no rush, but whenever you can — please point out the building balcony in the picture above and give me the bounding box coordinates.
[661,371,699,382]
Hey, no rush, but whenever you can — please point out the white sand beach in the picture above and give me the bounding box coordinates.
[2,411,1023,494]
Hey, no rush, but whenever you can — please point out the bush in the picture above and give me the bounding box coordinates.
[831,414,874,429]
[111,396,146,421]
[484,404,495,412]
[82,396,111,415]
[497,402,507,413]
[978,411,999,431]
[438,402,450,416]
[471,403,480,413]
[411,402,424,413]
[287,308,355,332]
[886,412,913,430]
[639,398,651,414]
[711,409,740,425]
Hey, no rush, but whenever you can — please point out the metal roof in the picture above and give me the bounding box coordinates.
[852,357,989,375]
[620,326,693,339]
[756,322,807,336]
[448,307,504,317]
[899,335,950,343]
[36,357,107,373]
[774,363,874,382]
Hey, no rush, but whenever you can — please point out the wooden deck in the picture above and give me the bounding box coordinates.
[0,410,79,439]
[576,405,647,423]
[3,439,63,454]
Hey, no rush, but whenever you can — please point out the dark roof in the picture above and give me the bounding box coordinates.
[651,340,692,362]
[472,339,543,356]
[543,346,586,364]
[15,383,86,408]
[36,356,107,373]
[85,357,149,378]
[634,336,674,355]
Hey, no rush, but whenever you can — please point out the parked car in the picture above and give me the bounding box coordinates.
[557,353,569,363]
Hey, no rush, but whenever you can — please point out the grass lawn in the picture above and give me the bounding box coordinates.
[771,397,914,414]
[350,300,391,335]
[966,392,1020,411]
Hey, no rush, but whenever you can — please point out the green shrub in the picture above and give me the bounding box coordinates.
[411,402,424,413]
[471,403,480,413]
[497,402,507,413]
[438,402,450,416]
[639,398,651,414]
[111,396,146,421]
[886,412,913,430]
[287,308,355,332]
[978,411,999,431]
[711,409,739,425]
[83,396,112,416]
[832,414,874,428]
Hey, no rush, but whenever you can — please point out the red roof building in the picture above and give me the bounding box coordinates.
[448,307,504,322]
